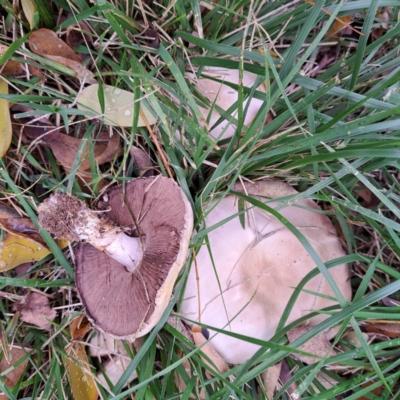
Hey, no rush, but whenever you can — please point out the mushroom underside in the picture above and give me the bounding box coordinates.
[181,195,351,364]
[76,176,193,339]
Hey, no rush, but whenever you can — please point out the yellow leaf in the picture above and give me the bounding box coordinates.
[64,344,98,400]
[77,84,156,127]
[0,233,51,272]
[0,79,12,157]
[21,0,37,29]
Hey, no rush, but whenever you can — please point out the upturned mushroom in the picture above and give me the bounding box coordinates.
[181,180,352,364]
[187,67,266,140]
[38,176,193,339]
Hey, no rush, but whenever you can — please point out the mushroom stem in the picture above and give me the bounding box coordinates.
[38,192,143,272]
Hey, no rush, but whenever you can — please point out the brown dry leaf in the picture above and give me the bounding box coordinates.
[70,315,90,341]
[13,109,121,171]
[372,7,393,40]
[359,381,385,399]
[129,146,154,177]
[287,326,336,364]
[191,326,228,374]
[0,347,29,388]
[49,131,120,171]
[64,343,98,400]
[0,203,20,219]
[353,183,380,208]
[381,297,400,307]
[43,55,95,83]
[13,292,56,330]
[0,44,42,78]
[29,29,83,63]
[66,21,93,49]
[261,361,282,400]
[325,15,352,38]
[0,79,12,158]
[364,320,400,338]
[28,29,95,83]
[12,106,61,142]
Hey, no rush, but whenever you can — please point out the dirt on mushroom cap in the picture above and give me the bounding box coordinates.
[38,192,116,242]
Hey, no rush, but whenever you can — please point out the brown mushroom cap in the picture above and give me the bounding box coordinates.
[76,176,193,340]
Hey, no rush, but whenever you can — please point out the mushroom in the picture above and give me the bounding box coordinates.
[187,67,266,140]
[181,180,351,364]
[38,176,193,339]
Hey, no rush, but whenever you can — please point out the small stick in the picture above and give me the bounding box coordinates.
[139,109,174,179]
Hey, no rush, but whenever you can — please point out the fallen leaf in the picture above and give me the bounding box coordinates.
[339,330,368,352]
[0,211,68,271]
[364,320,400,339]
[29,29,83,63]
[287,325,336,364]
[261,361,282,399]
[305,1,363,36]
[325,15,352,39]
[359,381,385,399]
[140,27,160,49]
[191,326,228,374]
[51,131,120,172]
[13,292,56,330]
[66,21,93,50]
[43,55,96,83]
[21,0,37,29]
[381,297,400,307]
[0,44,42,77]
[0,347,29,388]
[129,146,154,176]
[0,79,12,157]
[28,29,95,83]
[0,233,52,272]
[15,262,33,279]
[77,84,156,127]
[70,315,90,341]
[0,203,20,219]
[64,343,98,400]
[353,183,380,208]
[13,109,121,172]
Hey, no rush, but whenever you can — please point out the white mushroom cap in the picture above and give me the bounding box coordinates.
[188,67,265,140]
[181,181,351,364]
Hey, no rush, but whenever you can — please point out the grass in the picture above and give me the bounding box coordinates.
[1,0,400,398]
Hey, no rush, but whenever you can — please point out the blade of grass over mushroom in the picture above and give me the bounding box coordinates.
[275,255,356,333]
[232,280,400,387]
[231,192,348,307]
